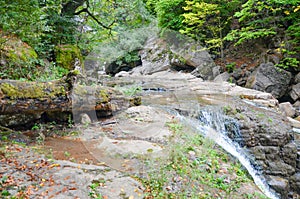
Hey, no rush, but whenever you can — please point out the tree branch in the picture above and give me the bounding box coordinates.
[74,8,115,30]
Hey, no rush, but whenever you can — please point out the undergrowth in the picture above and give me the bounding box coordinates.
[139,119,268,199]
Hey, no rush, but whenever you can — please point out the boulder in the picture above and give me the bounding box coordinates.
[290,173,300,193]
[279,102,296,117]
[290,83,300,102]
[287,117,300,128]
[136,30,216,80]
[245,62,292,98]
[267,175,289,198]
[214,72,231,82]
[0,32,38,80]
[295,73,300,84]
[55,45,83,70]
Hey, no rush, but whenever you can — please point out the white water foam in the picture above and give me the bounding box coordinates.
[178,110,280,199]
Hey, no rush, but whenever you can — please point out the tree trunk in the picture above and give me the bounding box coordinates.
[0,79,140,128]
[61,0,86,16]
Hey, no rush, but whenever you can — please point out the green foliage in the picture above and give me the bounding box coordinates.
[0,0,45,48]
[224,0,300,69]
[180,0,241,57]
[0,57,68,81]
[225,62,236,73]
[91,25,156,67]
[156,0,186,30]
[141,119,256,198]
[77,0,152,52]
[143,0,160,15]
[115,85,142,97]
[276,56,300,69]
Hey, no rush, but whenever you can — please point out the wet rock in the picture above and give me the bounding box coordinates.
[245,62,292,98]
[0,113,41,128]
[290,173,300,194]
[266,160,295,176]
[282,143,297,168]
[267,175,289,198]
[250,146,266,161]
[279,102,296,117]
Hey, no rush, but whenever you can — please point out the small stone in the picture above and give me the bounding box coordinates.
[80,113,92,125]
[188,150,196,160]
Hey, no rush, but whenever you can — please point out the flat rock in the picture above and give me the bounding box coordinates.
[97,137,163,156]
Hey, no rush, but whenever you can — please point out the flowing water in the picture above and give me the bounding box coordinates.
[177,107,280,199]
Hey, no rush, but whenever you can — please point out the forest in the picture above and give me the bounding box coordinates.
[0,0,299,80]
[1,1,300,198]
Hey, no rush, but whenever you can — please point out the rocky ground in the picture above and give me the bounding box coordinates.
[0,106,265,199]
[1,71,289,199]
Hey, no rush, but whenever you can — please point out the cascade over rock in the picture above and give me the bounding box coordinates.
[109,71,299,198]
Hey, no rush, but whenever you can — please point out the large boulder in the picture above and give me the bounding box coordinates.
[55,45,83,70]
[245,62,292,98]
[227,104,297,198]
[0,31,38,79]
[134,30,216,80]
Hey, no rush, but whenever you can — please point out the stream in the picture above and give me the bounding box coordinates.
[179,108,280,199]
[109,71,293,198]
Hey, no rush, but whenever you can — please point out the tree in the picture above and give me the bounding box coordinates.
[180,0,240,58]
[156,0,186,30]
[225,0,300,69]
[0,0,45,48]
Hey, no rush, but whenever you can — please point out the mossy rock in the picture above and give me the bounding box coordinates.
[55,45,84,70]
[0,80,67,99]
[0,33,37,66]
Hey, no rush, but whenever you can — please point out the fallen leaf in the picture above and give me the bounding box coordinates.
[49,163,60,168]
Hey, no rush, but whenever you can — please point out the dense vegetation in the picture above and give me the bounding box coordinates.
[0,0,299,80]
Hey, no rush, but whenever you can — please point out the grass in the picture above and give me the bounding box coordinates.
[139,119,268,199]
[89,181,105,199]
[115,85,142,97]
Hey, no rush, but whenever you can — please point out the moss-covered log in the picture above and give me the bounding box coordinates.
[0,79,140,128]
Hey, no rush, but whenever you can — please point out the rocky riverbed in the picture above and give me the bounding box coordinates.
[1,71,299,198]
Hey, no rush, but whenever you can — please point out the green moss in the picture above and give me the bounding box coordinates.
[129,97,141,106]
[98,89,109,103]
[55,45,83,70]
[0,83,19,98]
[0,82,67,99]
[4,40,37,64]
[73,85,88,95]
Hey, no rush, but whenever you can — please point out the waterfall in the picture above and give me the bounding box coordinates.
[178,107,280,199]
